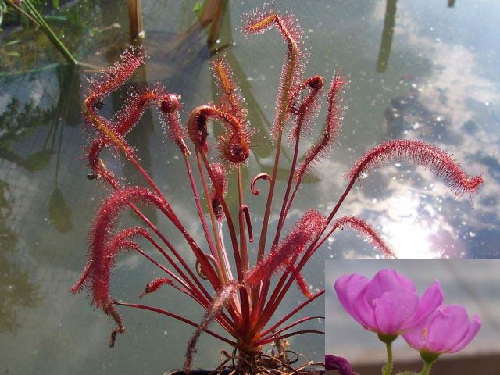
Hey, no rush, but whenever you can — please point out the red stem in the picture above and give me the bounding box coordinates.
[198,151,241,278]
[257,329,324,346]
[132,156,222,291]
[260,178,357,329]
[182,152,219,261]
[236,166,251,342]
[92,170,212,305]
[114,301,236,344]
[133,239,192,294]
[237,166,248,273]
[128,200,214,303]
[195,151,243,327]
[85,98,221,292]
[272,131,301,250]
[258,290,324,338]
[193,152,228,282]
[258,315,324,344]
[251,127,302,323]
[134,233,237,329]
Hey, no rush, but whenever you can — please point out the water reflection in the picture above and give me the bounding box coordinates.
[48,120,74,233]
[0,0,499,374]
[376,0,397,73]
[0,180,41,334]
[377,0,458,73]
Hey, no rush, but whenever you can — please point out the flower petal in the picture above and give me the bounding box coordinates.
[402,319,427,350]
[350,285,378,330]
[426,305,471,353]
[402,280,443,331]
[373,288,419,334]
[448,313,481,353]
[364,269,415,304]
[334,273,370,325]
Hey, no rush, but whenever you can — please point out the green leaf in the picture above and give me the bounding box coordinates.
[44,15,67,22]
[0,2,4,27]
[7,52,20,57]
[23,150,55,172]
[193,0,203,16]
[52,0,60,9]
[5,40,21,46]
[49,188,73,233]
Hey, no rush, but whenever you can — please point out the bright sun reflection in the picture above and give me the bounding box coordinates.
[381,193,441,259]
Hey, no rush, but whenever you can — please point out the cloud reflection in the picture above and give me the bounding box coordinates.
[319,0,500,259]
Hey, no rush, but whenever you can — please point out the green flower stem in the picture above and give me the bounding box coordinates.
[419,360,433,375]
[377,333,398,375]
[384,341,393,375]
[418,352,439,375]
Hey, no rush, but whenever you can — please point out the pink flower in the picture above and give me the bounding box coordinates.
[403,304,481,355]
[334,269,443,336]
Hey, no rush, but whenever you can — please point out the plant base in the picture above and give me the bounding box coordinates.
[166,370,325,375]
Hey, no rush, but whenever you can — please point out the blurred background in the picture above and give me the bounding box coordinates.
[1,0,499,374]
[325,260,500,374]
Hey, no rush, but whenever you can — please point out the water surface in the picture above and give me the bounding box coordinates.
[1,0,499,373]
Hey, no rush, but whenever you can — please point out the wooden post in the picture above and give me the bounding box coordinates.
[127,0,144,43]
[198,0,228,50]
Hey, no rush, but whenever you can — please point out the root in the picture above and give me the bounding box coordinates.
[212,341,325,375]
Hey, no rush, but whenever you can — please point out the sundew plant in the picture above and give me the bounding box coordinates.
[71,4,483,374]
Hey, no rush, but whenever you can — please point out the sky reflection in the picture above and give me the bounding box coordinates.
[1,1,499,374]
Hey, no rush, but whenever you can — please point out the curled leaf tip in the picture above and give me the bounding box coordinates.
[251,173,272,195]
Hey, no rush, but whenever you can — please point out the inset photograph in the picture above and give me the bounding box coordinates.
[325,260,499,374]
